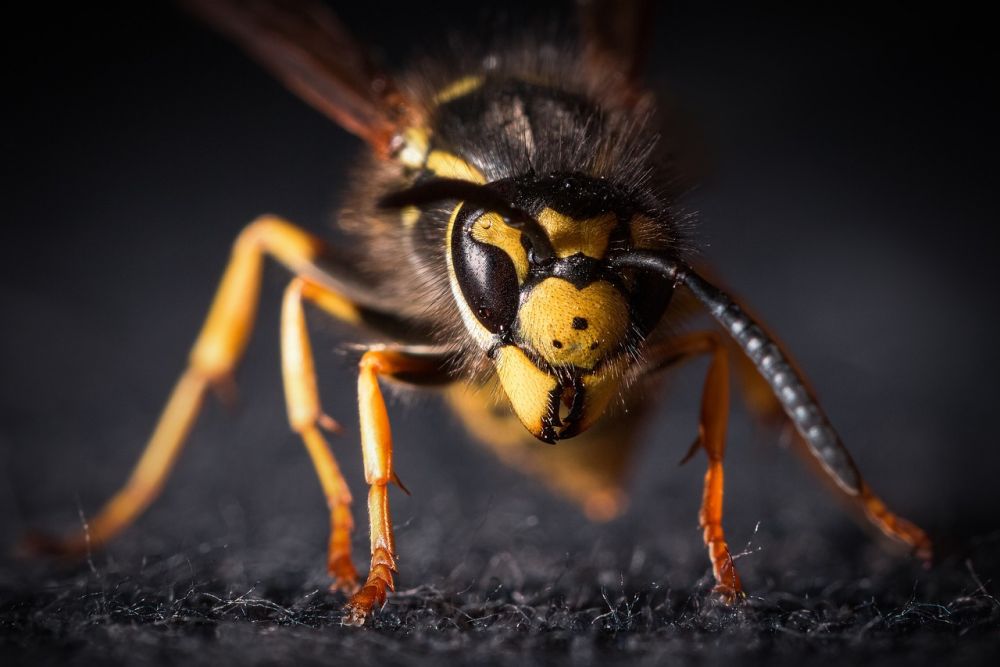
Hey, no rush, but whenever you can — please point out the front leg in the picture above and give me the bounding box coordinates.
[343,348,449,626]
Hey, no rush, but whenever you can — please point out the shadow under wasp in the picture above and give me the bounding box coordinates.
[24,0,931,626]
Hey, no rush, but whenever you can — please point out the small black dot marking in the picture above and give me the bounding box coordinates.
[552,340,563,349]
[590,341,599,350]
[572,317,589,330]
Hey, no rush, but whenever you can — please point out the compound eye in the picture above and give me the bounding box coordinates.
[629,271,674,336]
[451,208,519,335]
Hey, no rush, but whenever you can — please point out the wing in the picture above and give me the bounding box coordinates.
[577,0,654,101]
[184,0,416,156]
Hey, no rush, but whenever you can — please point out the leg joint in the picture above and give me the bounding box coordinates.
[237,215,325,270]
[237,215,291,248]
[366,473,392,487]
[358,351,384,375]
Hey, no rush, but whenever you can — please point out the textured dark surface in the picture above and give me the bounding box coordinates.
[1,516,998,666]
[3,1,999,665]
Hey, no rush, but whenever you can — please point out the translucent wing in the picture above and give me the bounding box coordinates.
[186,0,415,155]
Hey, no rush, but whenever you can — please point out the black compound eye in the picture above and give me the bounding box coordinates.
[629,271,674,336]
[451,208,519,335]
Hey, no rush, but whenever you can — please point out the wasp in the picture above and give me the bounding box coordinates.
[25,0,931,626]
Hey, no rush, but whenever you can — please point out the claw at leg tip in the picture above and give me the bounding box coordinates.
[712,584,745,606]
[341,606,368,627]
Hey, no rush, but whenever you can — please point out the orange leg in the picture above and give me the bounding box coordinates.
[342,348,442,626]
[648,328,933,598]
[647,332,743,601]
[679,275,932,563]
[24,216,361,556]
[281,277,365,592]
[858,485,933,562]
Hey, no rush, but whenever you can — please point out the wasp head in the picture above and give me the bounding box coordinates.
[388,173,675,442]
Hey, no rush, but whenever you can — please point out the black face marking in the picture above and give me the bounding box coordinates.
[572,317,588,330]
[493,171,637,221]
[542,253,611,290]
[538,384,563,444]
[554,375,586,440]
[552,339,563,349]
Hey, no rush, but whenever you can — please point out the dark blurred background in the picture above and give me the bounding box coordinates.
[2,1,998,664]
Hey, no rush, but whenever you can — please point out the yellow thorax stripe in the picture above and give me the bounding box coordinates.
[426,150,485,183]
[395,128,485,228]
[433,76,485,105]
[394,126,485,185]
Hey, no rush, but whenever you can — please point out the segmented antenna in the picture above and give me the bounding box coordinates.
[610,250,864,495]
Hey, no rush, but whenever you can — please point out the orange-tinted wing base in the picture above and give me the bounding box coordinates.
[186,0,418,156]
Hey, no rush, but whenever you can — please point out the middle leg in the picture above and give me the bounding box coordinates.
[281,277,361,592]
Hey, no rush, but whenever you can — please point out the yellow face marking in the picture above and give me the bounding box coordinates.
[494,345,559,436]
[517,278,629,370]
[469,212,530,283]
[426,150,485,183]
[536,208,618,259]
[433,75,485,105]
